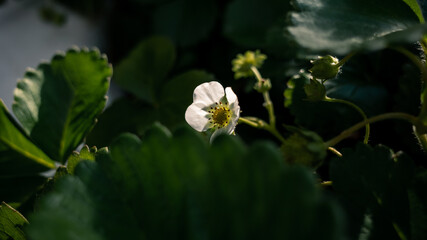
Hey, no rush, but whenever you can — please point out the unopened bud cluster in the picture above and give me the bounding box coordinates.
[232,50,267,79]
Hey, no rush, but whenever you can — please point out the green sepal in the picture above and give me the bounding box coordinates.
[304,78,326,101]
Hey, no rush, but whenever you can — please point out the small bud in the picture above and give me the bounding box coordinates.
[304,79,326,101]
[309,55,340,80]
[254,78,272,93]
[232,50,267,79]
[281,126,326,168]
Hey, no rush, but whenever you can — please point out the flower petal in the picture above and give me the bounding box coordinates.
[225,87,240,123]
[225,87,238,105]
[185,102,210,132]
[193,81,225,104]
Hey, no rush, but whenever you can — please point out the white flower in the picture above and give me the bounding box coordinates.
[185,81,240,141]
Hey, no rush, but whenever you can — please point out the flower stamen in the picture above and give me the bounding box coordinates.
[209,102,232,129]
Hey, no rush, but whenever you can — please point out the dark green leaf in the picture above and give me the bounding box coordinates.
[223,0,290,47]
[153,0,217,46]
[0,100,55,176]
[86,97,157,147]
[113,36,176,103]
[12,48,112,162]
[285,71,368,139]
[0,202,28,240]
[330,144,415,239]
[159,70,215,128]
[409,169,427,240]
[288,0,427,54]
[0,100,54,202]
[28,127,345,240]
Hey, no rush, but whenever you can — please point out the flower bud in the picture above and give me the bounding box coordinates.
[304,79,326,101]
[309,55,340,80]
[281,126,326,168]
[254,78,272,93]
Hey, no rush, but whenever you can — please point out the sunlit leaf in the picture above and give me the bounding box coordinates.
[0,202,28,240]
[288,0,427,54]
[402,0,425,23]
[13,47,112,162]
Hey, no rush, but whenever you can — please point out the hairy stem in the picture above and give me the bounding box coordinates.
[325,112,421,147]
[328,147,343,157]
[324,97,370,144]
[239,117,285,143]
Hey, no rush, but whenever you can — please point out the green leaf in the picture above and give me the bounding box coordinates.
[288,0,427,54]
[0,100,54,202]
[402,0,425,23]
[27,126,345,240]
[0,202,29,240]
[67,145,99,174]
[284,71,370,139]
[153,0,217,46]
[85,97,157,147]
[159,70,215,128]
[330,144,415,239]
[223,0,290,47]
[113,36,176,103]
[12,47,112,162]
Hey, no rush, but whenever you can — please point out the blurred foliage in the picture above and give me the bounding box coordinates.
[330,144,427,239]
[27,126,345,240]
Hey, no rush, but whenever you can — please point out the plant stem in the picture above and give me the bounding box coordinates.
[250,66,277,126]
[325,112,421,147]
[247,66,285,142]
[238,117,286,143]
[391,47,427,122]
[323,97,370,144]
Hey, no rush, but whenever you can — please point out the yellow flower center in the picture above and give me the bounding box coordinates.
[208,101,231,129]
